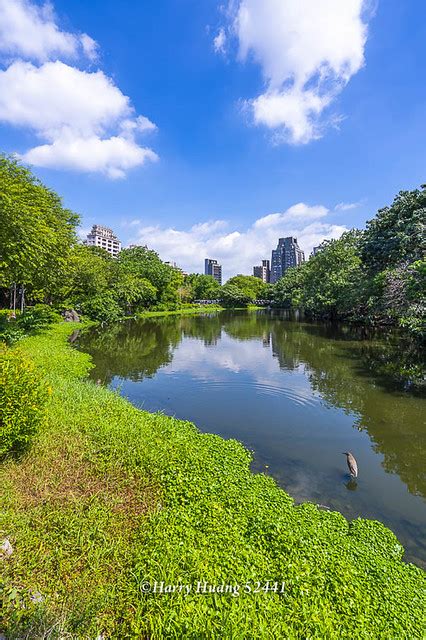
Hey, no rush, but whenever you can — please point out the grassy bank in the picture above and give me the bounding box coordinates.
[136,304,263,318]
[136,305,225,318]
[1,324,425,639]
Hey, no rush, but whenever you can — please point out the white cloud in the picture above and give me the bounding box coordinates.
[213,27,227,54]
[0,1,157,177]
[128,203,347,280]
[80,33,98,62]
[222,0,370,144]
[0,61,130,135]
[334,201,362,211]
[23,132,158,179]
[254,203,328,228]
[120,115,157,136]
[0,0,97,62]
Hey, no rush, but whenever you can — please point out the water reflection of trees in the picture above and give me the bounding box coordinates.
[79,311,425,498]
[77,317,182,383]
[231,314,426,499]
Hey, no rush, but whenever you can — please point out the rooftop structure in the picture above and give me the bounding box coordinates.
[85,225,121,258]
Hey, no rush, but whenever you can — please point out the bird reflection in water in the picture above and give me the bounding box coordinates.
[345,478,358,491]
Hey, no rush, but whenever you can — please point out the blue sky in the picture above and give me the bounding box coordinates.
[0,0,425,279]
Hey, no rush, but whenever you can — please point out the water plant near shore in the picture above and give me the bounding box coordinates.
[0,324,425,638]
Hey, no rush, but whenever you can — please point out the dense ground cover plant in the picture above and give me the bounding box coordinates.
[0,347,49,458]
[0,324,424,638]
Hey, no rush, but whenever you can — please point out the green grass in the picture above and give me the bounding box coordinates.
[137,304,226,318]
[1,324,425,639]
[137,304,263,318]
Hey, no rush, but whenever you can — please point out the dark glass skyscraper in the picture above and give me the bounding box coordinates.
[270,237,305,283]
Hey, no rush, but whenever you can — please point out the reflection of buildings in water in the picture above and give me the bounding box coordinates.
[204,338,219,347]
[271,333,299,371]
[262,332,271,347]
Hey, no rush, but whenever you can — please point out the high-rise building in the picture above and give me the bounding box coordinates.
[253,259,270,283]
[85,225,121,258]
[270,237,305,283]
[204,258,222,285]
[311,245,321,258]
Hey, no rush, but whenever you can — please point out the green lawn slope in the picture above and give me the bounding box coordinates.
[1,324,425,639]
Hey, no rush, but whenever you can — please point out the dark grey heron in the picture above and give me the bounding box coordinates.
[342,452,358,478]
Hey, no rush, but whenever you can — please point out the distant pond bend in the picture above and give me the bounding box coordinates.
[77,310,426,567]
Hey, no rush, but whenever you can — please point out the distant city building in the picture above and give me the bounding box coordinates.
[253,259,270,283]
[270,237,305,283]
[205,258,222,285]
[311,245,321,258]
[85,225,121,258]
[165,261,187,275]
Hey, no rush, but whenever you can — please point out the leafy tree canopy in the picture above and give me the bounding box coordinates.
[226,275,270,301]
[219,283,252,307]
[361,187,425,274]
[185,274,221,300]
[0,154,79,296]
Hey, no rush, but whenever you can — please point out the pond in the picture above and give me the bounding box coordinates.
[77,310,426,567]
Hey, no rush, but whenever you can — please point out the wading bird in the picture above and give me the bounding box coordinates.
[342,452,358,478]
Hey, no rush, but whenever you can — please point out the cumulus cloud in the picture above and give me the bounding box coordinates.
[220,0,370,144]
[0,0,157,177]
[22,133,158,180]
[0,0,97,62]
[128,203,347,280]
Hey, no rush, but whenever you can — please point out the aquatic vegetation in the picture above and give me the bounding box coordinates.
[0,324,424,638]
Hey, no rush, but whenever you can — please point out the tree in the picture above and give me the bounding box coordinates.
[111,269,157,314]
[361,187,425,275]
[302,231,363,318]
[0,155,79,307]
[271,263,309,308]
[185,274,221,300]
[117,246,181,307]
[271,231,363,319]
[60,245,112,304]
[219,283,252,307]
[226,275,270,301]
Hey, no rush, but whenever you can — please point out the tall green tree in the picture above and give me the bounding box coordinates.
[60,245,112,303]
[272,231,363,319]
[361,187,425,274]
[0,155,79,305]
[219,283,252,307]
[185,274,221,300]
[117,246,182,307]
[226,275,270,301]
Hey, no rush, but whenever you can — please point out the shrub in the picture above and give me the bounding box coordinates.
[0,347,49,457]
[18,304,61,331]
[78,293,122,324]
[0,311,26,345]
[0,305,60,345]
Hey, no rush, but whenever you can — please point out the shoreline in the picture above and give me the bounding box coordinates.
[1,322,424,638]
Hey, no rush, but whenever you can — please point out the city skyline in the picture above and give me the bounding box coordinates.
[0,1,424,282]
[85,223,315,283]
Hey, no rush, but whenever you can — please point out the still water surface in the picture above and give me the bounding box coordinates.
[78,310,426,567]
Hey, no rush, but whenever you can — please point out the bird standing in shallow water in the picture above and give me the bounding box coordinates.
[342,452,358,478]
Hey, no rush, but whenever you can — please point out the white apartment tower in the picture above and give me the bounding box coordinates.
[85,225,122,258]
